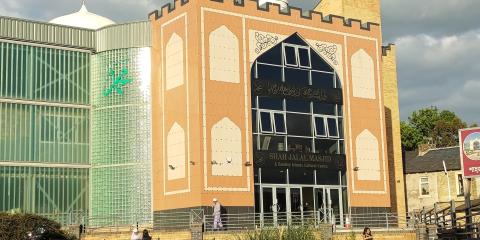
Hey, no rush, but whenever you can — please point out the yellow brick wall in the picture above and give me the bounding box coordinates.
[83,231,191,240]
[382,45,407,222]
[314,0,381,24]
[84,229,416,240]
[333,231,416,240]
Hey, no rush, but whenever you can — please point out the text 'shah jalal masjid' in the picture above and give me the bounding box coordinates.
[0,0,404,228]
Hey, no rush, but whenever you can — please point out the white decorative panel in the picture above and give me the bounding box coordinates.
[165,33,184,90]
[351,49,376,99]
[167,122,186,180]
[249,30,287,63]
[355,129,381,181]
[209,26,240,83]
[307,39,344,85]
[211,118,243,176]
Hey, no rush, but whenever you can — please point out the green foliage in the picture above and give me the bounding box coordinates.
[282,225,316,240]
[400,121,423,151]
[235,228,280,240]
[344,231,356,240]
[236,225,316,240]
[401,106,467,150]
[0,212,77,240]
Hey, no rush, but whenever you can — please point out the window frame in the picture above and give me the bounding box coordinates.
[313,115,327,138]
[259,111,274,134]
[259,110,287,135]
[282,43,311,69]
[326,117,339,138]
[419,176,430,197]
[283,44,298,67]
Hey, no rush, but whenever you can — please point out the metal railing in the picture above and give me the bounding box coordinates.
[38,209,413,234]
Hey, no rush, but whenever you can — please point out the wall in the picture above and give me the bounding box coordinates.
[84,229,416,240]
[382,45,406,218]
[149,0,391,218]
[90,47,152,225]
[405,170,478,212]
[314,0,381,24]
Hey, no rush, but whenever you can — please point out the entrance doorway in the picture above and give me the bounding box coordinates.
[314,187,343,225]
[259,185,344,226]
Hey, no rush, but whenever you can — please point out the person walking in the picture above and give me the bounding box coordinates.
[212,198,223,230]
[142,229,152,240]
[130,228,141,240]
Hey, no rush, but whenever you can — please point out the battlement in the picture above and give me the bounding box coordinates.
[148,0,380,33]
[382,43,396,56]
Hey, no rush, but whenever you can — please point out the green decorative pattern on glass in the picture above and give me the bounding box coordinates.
[90,48,152,226]
[102,65,132,97]
[0,42,90,105]
[0,41,90,225]
[0,103,89,164]
[0,166,89,224]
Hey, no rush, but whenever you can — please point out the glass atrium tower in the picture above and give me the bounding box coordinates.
[0,5,153,225]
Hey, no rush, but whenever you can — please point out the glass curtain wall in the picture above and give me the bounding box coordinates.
[0,42,90,224]
[251,34,347,223]
[251,35,344,159]
[90,48,152,226]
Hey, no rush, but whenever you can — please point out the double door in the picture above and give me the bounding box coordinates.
[260,185,344,226]
[314,187,344,226]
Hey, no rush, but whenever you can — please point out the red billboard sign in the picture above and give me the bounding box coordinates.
[460,127,480,178]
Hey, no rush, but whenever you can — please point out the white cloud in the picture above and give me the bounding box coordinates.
[396,30,480,124]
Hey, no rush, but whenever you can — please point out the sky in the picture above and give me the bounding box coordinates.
[0,0,478,124]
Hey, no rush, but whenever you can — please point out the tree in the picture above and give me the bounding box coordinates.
[0,213,77,240]
[400,121,423,151]
[401,106,467,150]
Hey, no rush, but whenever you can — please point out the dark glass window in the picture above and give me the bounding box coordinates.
[274,113,286,134]
[316,169,340,185]
[260,112,272,133]
[313,103,336,115]
[284,45,297,66]
[261,168,287,184]
[286,99,310,113]
[311,52,333,72]
[298,48,311,68]
[284,68,309,86]
[252,110,257,133]
[257,45,282,65]
[289,169,315,184]
[311,71,334,89]
[258,97,283,110]
[256,64,282,82]
[287,137,312,152]
[286,113,311,136]
[337,105,343,116]
[339,140,345,154]
[327,118,338,137]
[338,118,344,137]
[259,135,286,151]
[314,117,326,137]
[315,139,338,154]
[335,76,342,89]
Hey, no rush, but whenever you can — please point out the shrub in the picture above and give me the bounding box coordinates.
[236,225,316,240]
[0,212,77,240]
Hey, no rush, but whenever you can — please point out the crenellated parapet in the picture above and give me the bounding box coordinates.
[148,0,380,34]
[382,43,396,56]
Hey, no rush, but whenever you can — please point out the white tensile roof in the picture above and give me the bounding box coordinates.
[49,3,115,30]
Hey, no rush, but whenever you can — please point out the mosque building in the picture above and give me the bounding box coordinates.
[0,0,404,228]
